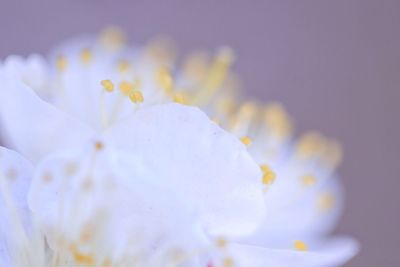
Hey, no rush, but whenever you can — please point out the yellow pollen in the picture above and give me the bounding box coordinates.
[296,131,326,159]
[80,48,93,64]
[99,26,126,51]
[294,240,308,251]
[56,55,67,72]
[240,136,252,146]
[264,102,292,139]
[70,246,95,266]
[260,164,276,185]
[95,141,104,151]
[42,172,53,183]
[119,81,133,96]
[173,93,186,104]
[145,36,177,64]
[215,237,227,248]
[323,139,343,168]
[129,90,144,103]
[317,192,335,212]
[223,257,235,267]
[101,79,114,92]
[117,60,131,73]
[156,68,174,93]
[301,175,316,186]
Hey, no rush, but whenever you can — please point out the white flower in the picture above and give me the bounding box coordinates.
[0,28,358,267]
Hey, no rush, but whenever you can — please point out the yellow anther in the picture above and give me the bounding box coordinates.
[215,237,227,249]
[301,175,316,186]
[129,90,144,103]
[146,36,177,64]
[95,141,104,151]
[264,102,293,139]
[100,79,114,92]
[117,59,131,73]
[317,192,335,212]
[99,26,126,51]
[71,247,95,265]
[294,240,308,251]
[80,48,93,64]
[173,93,186,104]
[156,67,174,93]
[323,139,343,169]
[42,172,53,183]
[119,81,133,96]
[223,257,235,267]
[260,164,276,185]
[56,55,67,72]
[240,136,252,146]
[183,51,209,82]
[296,131,326,159]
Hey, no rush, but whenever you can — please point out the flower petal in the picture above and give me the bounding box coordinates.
[229,236,359,267]
[105,103,265,237]
[0,146,33,266]
[28,142,209,262]
[0,69,94,162]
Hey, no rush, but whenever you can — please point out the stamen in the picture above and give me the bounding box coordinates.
[240,136,252,146]
[264,102,292,139]
[260,164,276,185]
[99,26,127,51]
[101,79,115,92]
[173,93,187,104]
[322,139,343,169]
[145,36,177,64]
[293,240,308,251]
[80,48,93,64]
[193,47,235,104]
[129,90,144,103]
[301,175,316,187]
[223,257,235,267]
[183,51,209,82]
[156,67,174,93]
[117,60,131,73]
[215,237,227,249]
[119,81,133,96]
[317,192,335,212]
[296,131,326,160]
[56,55,68,72]
[95,141,104,151]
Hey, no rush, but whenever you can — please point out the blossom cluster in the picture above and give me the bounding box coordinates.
[0,27,358,267]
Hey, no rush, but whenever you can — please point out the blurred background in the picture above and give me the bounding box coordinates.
[0,0,398,266]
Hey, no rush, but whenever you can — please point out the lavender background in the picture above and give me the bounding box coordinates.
[0,0,399,266]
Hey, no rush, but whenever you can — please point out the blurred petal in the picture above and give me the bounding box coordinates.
[28,143,208,263]
[0,146,33,266]
[230,236,359,267]
[0,70,94,162]
[105,103,265,237]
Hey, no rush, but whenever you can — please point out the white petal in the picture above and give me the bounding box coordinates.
[0,147,33,266]
[28,142,208,261]
[229,236,359,267]
[105,103,265,237]
[0,70,94,162]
